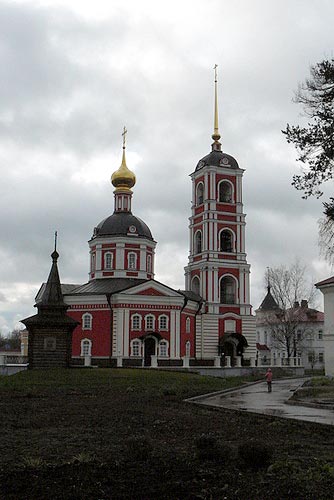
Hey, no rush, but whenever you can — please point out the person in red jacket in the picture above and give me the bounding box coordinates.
[265,368,273,392]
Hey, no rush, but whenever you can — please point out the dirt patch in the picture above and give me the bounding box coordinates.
[0,369,334,499]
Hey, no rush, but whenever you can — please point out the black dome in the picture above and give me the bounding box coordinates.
[93,212,154,240]
[195,150,239,171]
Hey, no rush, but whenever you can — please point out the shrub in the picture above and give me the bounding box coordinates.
[194,433,232,462]
[124,436,153,461]
[238,440,273,470]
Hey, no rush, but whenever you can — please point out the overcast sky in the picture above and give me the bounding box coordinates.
[1,0,333,334]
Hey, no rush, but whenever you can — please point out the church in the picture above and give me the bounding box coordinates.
[33,72,256,368]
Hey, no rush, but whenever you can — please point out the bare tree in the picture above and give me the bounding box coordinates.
[263,262,317,358]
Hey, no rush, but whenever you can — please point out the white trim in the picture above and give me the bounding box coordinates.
[130,338,142,357]
[219,274,239,305]
[158,339,169,357]
[217,179,234,203]
[82,313,92,330]
[131,313,142,330]
[145,314,155,331]
[104,251,113,270]
[81,338,92,356]
[158,314,169,331]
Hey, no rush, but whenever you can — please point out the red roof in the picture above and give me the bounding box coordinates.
[256,343,270,351]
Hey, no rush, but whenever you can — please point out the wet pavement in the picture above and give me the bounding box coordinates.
[196,378,334,426]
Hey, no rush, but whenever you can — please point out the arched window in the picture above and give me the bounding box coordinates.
[186,317,191,334]
[81,338,92,356]
[185,340,191,357]
[104,252,113,270]
[131,339,141,357]
[159,340,168,357]
[82,313,92,330]
[219,181,233,203]
[191,276,200,295]
[220,276,236,304]
[131,314,141,330]
[158,315,168,331]
[147,255,152,273]
[145,314,155,331]
[128,252,137,270]
[220,230,233,252]
[196,183,204,205]
[195,231,202,254]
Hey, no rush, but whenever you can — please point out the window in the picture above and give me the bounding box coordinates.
[104,252,113,270]
[159,315,168,331]
[319,352,324,363]
[196,183,204,205]
[128,252,137,270]
[220,230,233,252]
[91,253,96,272]
[220,276,236,304]
[131,314,141,330]
[318,330,323,340]
[81,339,92,357]
[218,181,232,203]
[159,340,168,357]
[82,313,92,330]
[147,255,152,273]
[186,317,191,334]
[185,340,191,357]
[195,231,202,254]
[145,315,155,331]
[225,320,236,333]
[131,339,141,357]
[264,332,268,345]
[191,276,200,295]
[297,330,302,341]
[308,351,315,363]
[44,337,56,351]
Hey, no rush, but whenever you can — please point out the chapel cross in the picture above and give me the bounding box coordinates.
[122,126,127,148]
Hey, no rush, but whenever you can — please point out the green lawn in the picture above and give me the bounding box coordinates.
[1,369,334,499]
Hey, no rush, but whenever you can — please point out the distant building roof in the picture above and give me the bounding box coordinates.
[257,286,280,311]
[256,343,270,351]
[315,275,334,288]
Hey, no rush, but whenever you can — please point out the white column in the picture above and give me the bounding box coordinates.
[140,244,146,271]
[116,309,123,357]
[236,356,242,367]
[115,243,124,270]
[175,310,181,358]
[170,310,176,358]
[225,356,231,368]
[214,356,221,367]
[182,356,190,368]
[123,309,129,356]
[151,355,158,368]
[95,244,102,271]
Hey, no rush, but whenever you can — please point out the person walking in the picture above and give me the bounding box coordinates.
[265,368,273,393]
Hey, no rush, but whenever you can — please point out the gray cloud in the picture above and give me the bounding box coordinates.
[0,0,333,332]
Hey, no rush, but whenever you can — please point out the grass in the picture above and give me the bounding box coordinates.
[1,369,334,499]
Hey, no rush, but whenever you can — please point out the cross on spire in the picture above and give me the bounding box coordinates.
[212,64,221,150]
[122,126,127,149]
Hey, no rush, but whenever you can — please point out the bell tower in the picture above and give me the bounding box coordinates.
[184,67,256,360]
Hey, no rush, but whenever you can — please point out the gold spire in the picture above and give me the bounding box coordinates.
[111,127,136,192]
[211,64,222,150]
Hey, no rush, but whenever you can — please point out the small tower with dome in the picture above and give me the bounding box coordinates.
[89,128,156,281]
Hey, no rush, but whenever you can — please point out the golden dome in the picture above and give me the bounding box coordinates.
[111,128,136,192]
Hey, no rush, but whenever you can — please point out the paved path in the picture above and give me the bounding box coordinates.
[197,378,334,426]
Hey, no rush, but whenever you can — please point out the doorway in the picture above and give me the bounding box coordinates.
[144,337,156,366]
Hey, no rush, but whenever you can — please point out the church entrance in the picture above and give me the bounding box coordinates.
[144,337,156,366]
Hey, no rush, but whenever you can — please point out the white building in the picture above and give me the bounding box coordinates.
[255,286,324,370]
